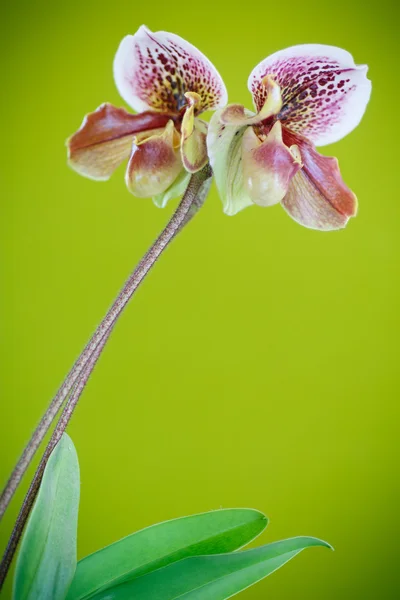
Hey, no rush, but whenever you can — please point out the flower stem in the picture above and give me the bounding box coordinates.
[0,165,212,528]
[0,330,108,588]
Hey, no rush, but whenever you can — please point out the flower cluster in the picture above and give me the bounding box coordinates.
[68,26,371,230]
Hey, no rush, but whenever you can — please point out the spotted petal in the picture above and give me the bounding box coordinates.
[281,129,357,230]
[67,103,171,180]
[125,120,183,198]
[248,45,371,146]
[114,26,228,114]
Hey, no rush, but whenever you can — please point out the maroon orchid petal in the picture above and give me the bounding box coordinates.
[242,122,302,207]
[125,120,183,197]
[281,128,357,230]
[67,103,172,180]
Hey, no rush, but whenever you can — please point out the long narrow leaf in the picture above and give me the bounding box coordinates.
[13,434,80,600]
[67,508,267,599]
[88,536,331,600]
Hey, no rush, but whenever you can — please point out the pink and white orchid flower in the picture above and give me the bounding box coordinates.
[207,45,371,230]
[67,26,227,207]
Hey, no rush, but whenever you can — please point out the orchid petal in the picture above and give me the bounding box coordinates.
[153,170,191,208]
[221,77,282,127]
[125,120,183,198]
[114,26,228,114]
[281,129,357,230]
[67,103,171,180]
[242,122,302,207]
[180,93,208,173]
[207,110,253,216]
[219,104,257,125]
[248,45,371,146]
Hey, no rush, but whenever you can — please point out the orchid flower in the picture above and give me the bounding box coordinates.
[67,26,227,207]
[208,45,371,230]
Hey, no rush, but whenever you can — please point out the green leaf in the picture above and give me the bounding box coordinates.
[87,537,331,600]
[13,434,80,600]
[67,508,267,600]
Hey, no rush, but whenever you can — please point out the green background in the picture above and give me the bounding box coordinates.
[0,0,398,597]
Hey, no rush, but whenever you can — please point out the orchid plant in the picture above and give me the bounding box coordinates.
[0,25,371,598]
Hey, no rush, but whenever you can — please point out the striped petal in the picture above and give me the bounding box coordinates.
[248,45,371,146]
[207,110,253,216]
[114,26,227,114]
[67,103,171,180]
[281,128,357,230]
[125,120,183,198]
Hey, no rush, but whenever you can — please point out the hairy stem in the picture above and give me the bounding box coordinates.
[0,165,212,526]
[0,330,108,588]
